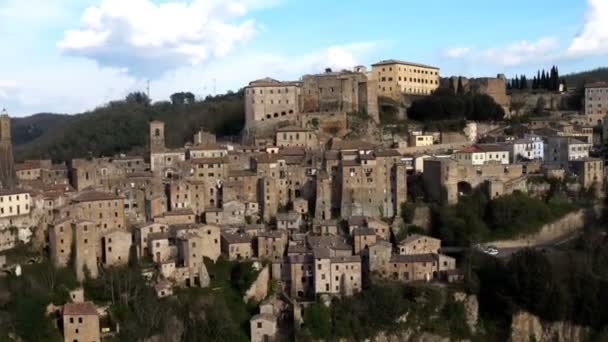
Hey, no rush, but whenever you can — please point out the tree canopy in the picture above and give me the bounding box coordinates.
[408,89,505,122]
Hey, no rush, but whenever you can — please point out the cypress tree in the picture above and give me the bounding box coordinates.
[541,70,547,90]
[521,75,528,89]
[457,76,466,95]
[449,78,456,94]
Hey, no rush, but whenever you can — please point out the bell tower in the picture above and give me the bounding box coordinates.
[0,109,16,189]
[149,120,165,153]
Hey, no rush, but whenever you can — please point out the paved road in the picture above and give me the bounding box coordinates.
[440,231,582,259]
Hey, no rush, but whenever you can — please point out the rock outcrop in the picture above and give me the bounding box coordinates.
[510,311,590,342]
[453,292,479,333]
[243,265,269,303]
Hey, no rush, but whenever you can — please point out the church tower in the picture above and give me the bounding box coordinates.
[149,120,165,153]
[0,109,16,189]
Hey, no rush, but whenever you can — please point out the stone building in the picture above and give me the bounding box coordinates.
[544,136,592,168]
[571,158,604,190]
[257,230,287,261]
[585,82,608,115]
[73,220,99,281]
[62,302,100,342]
[48,218,74,268]
[300,69,379,122]
[133,222,168,257]
[153,209,196,225]
[221,232,252,260]
[149,121,186,177]
[352,227,377,255]
[423,158,526,204]
[275,126,319,149]
[367,240,393,275]
[101,230,132,267]
[250,313,278,342]
[371,59,440,99]
[276,211,301,235]
[386,253,456,282]
[287,253,314,300]
[245,78,301,128]
[65,191,126,233]
[176,224,221,264]
[0,189,31,222]
[398,234,441,255]
[0,111,16,190]
[313,252,362,297]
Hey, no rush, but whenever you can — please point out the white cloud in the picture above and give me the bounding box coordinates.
[151,42,379,100]
[444,47,470,58]
[444,37,560,69]
[567,0,608,57]
[0,81,18,100]
[481,37,560,67]
[58,0,268,77]
[444,0,608,71]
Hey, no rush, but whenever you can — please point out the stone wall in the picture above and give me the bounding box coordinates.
[488,206,601,248]
[509,92,570,116]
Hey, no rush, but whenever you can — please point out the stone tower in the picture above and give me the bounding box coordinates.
[149,120,165,153]
[0,109,16,189]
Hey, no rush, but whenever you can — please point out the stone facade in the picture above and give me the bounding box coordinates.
[371,59,440,100]
[0,111,16,190]
[398,234,441,255]
[423,158,526,204]
[245,78,300,128]
[63,302,100,342]
[571,158,604,190]
[585,82,608,115]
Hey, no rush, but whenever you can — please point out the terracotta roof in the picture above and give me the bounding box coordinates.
[276,126,311,133]
[585,82,608,89]
[189,143,227,151]
[254,154,280,164]
[247,77,300,87]
[228,169,257,177]
[0,188,29,196]
[163,209,194,216]
[476,144,510,153]
[63,302,98,316]
[399,234,439,245]
[258,230,284,238]
[330,255,361,263]
[329,139,377,151]
[279,147,306,156]
[72,190,120,202]
[191,156,227,164]
[457,146,482,153]
[375,149,401,157]
[390,253,437,263]
[221,232,252,244]
[352,227,376,236]
[251,313,277,322]
[371,59,439,70]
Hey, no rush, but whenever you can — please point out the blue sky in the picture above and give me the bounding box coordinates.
[1,0,607,116]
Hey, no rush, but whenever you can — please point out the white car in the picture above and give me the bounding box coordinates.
[485,246,499,256]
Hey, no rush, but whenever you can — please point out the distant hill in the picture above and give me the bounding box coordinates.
[562,67,608,89]
[11,91,245,162]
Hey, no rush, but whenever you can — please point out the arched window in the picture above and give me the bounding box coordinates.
[155,128,161,137]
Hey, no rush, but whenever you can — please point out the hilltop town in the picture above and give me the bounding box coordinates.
[1,60,608,342]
